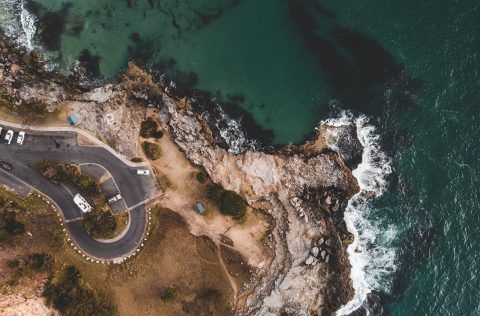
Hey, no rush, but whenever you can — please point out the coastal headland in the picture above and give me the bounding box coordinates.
[0,30,362,315]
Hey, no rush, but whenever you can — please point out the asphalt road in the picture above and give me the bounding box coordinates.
[0,131,155,260]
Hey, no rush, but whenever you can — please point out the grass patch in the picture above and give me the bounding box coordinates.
[82,211,117,239]
[43,265,116,316]
[0,188,115,314]
[32,160,79,184]
[113,212,129,236]
[160,287,179,301]
[142,141,162,160]
[0,204,25,242]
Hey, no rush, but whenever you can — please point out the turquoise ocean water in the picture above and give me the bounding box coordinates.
[1,0,479,314]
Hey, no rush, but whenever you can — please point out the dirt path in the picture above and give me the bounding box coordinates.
[217,245,239,294]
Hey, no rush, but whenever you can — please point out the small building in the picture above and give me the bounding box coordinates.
[67,114,79,126]
[194,203,205,214]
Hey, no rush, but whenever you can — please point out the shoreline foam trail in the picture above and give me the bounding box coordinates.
[214,103,258,154]
[323,113,397,315]
[0,0,36,50]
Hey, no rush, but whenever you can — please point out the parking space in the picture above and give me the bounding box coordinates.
[134,168,159,201]
[0,128,77,149]
[100,177,127,214]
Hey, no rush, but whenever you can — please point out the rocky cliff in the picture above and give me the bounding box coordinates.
[163,93,359,315]
[0,30,362,315]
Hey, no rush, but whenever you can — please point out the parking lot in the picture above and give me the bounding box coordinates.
[0,128,159,259]
[0,127,77,149]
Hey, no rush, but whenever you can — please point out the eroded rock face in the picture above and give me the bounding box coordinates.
[164,95,359,315]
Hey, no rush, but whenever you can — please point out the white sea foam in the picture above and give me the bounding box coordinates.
[0,0,37,50]
[213,104,258,154]
[19,0,36,50]
[322,112,397,315]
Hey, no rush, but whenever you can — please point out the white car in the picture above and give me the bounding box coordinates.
[17,131,25,145]
[107,194,123,205]
[5,130,14,144]
[137,169,150,175]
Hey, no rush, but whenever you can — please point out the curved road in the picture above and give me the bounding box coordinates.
[0,130,156,260]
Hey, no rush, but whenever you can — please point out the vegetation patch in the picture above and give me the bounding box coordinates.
[43,265,116,316]
[20,100,48,115]
[77,174,100,195]
[160,287,179,301]
[82,211,117,239]
[142,141,162,160]
[0,94,14,108]
[33,160,79,183]
[196,171,209,183]
[140,117,163,139]
[0,188,115,315]
[0,209,25,242]
[207,184,247,219]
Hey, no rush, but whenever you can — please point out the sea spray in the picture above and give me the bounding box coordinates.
[19,0,36,50]
[213,104,258,154]
[0,0,36,50]
[322,112,397,315]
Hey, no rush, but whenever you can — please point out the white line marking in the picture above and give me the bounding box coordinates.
[125,194,164,212]
[65,216,83,223]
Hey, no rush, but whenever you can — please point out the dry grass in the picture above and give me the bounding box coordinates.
[106,207,234,316]
[0,189,235,315]
[113,212,129,237]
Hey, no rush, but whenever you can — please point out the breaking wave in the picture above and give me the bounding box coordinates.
[0,0,37,50]
[323,112,397,315]
[202,104,258,155]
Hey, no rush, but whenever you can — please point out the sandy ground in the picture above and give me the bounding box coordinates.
[145,118,269,270]
[0,294,58,316]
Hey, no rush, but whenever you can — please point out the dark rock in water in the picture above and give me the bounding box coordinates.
[332,124,364,169]
[148,59,275,149]
[219,99,275,145]
[127,33,156,64]
[78,50,101,78]
[149,58,198,98]
[25,2,71,51]
[130,32,141,43]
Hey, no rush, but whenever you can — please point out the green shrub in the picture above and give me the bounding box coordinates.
[27,253,53,271]
[196,171,208,183]
[0,210,25,241]
[142,141,162,160]
[6,259,19,269]
[82,211,117,239]
[43,265,116,316]
[33,160,79,183]
[207,184,246,219]
[161,287,179,301]
[140,118,163,139]
[76,174,99,195]
[0,95,14,109]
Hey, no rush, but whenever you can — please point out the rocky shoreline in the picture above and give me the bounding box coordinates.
[0,29,362,315]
